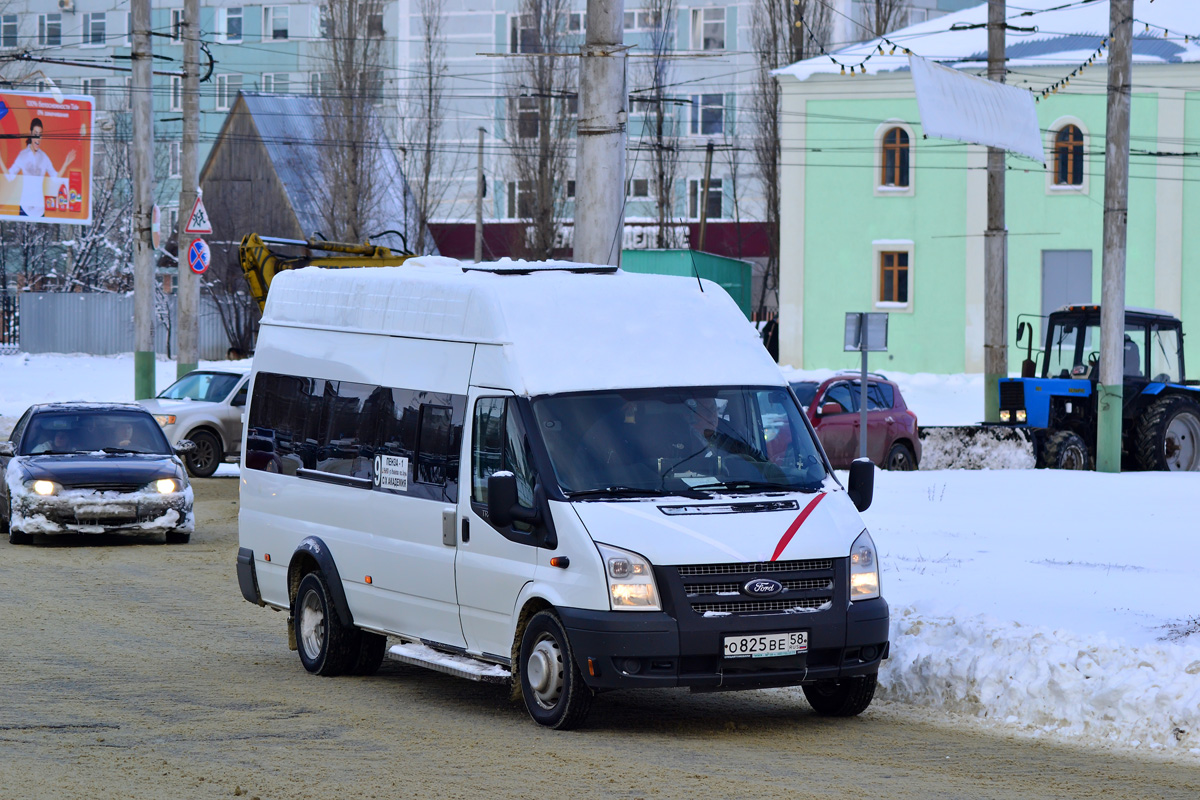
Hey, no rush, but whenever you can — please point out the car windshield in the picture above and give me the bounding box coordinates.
[790,381,819,408]
[530,386,827,497]
[20,411,171,456]
[158,372,241,402]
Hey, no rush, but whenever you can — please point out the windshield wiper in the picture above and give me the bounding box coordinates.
[568,486,702,499]
[684,480,810,494]
[101,447,143,454]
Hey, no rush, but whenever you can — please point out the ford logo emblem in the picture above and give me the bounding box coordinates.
[742,578,783,598]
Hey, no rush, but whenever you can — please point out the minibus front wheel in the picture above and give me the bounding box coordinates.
[801,674,878,717]
[519,610,593,730]
[294,571,358,676]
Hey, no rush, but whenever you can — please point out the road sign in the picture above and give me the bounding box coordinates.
[187,238,210,275]
[151,204,161,249]
[183,195,212,234]
[844,312,889,352]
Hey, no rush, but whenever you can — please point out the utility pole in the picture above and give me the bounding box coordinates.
[176,0,200,379]
[698,140,714,252]
[1097,0,1133,473]
[132,0,155,398]
[475,127,484,263]
[574,0,626,266]
[983,0,1007,423]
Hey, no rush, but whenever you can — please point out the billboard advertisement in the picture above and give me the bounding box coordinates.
[0,91,94,225]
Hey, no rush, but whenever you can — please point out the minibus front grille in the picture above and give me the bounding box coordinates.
[676,559,833,576]
[691,597,832,615]
[685,578,832,596]
[672,559,839,617]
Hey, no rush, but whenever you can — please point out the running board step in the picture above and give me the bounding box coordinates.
[386,642,511,684]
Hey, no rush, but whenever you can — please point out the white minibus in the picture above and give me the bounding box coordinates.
[236,258,886,729]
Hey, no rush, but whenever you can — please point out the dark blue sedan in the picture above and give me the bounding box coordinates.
[1,403,194,544]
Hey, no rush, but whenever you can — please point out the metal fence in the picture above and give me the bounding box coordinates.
[18,293,231,359]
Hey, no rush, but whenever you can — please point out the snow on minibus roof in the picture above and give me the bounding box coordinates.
[262,259,782,395]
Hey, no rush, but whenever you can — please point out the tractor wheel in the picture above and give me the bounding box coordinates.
[1133,395,1200,471]
[1041,430,1091,470]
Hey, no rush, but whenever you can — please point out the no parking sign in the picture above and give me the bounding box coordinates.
[187,238,210,275]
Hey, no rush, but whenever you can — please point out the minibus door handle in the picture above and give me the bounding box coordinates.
[442,508,457,547]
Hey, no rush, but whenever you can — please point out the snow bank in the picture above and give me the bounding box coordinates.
[880,608,1200,753]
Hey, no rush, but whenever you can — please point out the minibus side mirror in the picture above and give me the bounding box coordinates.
[847,458,874,512]
[488,472,540,528]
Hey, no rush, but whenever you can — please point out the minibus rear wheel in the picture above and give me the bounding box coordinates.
[801,674,877,717]
[294,571,357,676]
[519,610,593,730]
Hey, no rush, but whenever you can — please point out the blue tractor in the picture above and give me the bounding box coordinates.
[998,304,1200,471]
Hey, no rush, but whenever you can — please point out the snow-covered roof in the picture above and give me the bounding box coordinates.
[236,94,437,255]
[261,258,781,396]
[777,0,1200,82]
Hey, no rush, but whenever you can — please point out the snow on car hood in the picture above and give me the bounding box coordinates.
[569,487,866,566]
[18,454,183,485]
[138,398,209,414]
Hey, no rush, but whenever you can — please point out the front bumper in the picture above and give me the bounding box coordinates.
[559,559,889,692]
[13,494,194,535]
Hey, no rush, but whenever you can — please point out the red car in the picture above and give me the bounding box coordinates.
[790,374,920,470]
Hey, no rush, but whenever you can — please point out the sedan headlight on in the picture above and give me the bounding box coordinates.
[153,415,176,427]
[27,479,60,496]
[849,530,880,601]
[596,543,661,611]
[149,478,179,494]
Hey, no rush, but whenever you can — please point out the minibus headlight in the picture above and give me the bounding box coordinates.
[849,530,880,601]
[999,409,1011,422]
[1016,409,1027,423]
[596,543,661,611]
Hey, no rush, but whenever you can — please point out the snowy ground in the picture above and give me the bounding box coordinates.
[2,354,1198,757]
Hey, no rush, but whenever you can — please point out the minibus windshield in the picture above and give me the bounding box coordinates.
[530,387,828,497]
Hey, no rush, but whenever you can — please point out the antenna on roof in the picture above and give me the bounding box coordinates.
[688,250,704,294]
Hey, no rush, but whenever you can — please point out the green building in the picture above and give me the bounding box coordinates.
[776,2,1200,376]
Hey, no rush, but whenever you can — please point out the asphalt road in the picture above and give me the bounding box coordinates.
[2,476,1199,800]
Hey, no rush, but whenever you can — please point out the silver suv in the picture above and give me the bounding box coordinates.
[139,368,249,477]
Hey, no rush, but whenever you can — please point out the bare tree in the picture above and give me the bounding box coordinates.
[504,0,576,259]
[59,123,136,292]
[202,198,259,355]
[861,0,908,38]
[317,0,390,243]
[749,0,831,314]
[400,0,453,247]
[634,0,684,249]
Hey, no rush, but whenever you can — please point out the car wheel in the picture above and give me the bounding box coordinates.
[884,442,917,471]
[294,571,357,676]
[6,500,30,544]
[165,529,191,544]
[519,610,593,730]
[348,631,387,676]
[802,674,877,717]
[185,430,222,478]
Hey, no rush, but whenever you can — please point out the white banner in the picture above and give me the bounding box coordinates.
[909,55,1045,164]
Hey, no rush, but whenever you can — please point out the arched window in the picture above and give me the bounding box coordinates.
[1054,125,1084,186]
[881,127,910,187]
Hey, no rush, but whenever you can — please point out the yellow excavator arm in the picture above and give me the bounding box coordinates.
[239,232,416,312]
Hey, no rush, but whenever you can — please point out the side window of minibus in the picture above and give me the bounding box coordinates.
[472,398,535,531]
